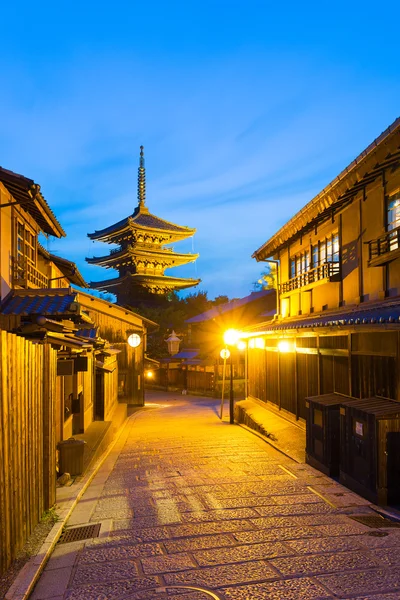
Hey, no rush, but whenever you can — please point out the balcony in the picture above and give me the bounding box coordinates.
[281,262,340,294]
[12,256,49,289]
[367,226,400,267]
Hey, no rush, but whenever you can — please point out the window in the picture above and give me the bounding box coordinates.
[333,234,339,262]
[387,194,400,251]
[311,232,340,266]
[290,258,296,279]
[290,250,310,279]
[16,221,36,266]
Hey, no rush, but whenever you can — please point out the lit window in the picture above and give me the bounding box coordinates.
[327,237,332,262]
[387,194,400,251]
[290,258,296,279]
[320,241,326,263]
[333,234,339,262]
[305,250,310,271]
[312,245,319,267]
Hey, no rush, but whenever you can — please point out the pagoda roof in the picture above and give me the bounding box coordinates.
[86,245,199,267]
[90,272,201,292]
[88,207,196,242]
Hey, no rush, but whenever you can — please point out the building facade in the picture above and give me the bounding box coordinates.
[247,117,400,419]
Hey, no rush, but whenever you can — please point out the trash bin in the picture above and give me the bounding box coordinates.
[305,393,354,476]
[58,438,85,476]
[340,397,400,505]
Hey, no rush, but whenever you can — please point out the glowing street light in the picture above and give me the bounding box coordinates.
[277,340,292,353]
[223,328,240,346]
[237,340,246,351]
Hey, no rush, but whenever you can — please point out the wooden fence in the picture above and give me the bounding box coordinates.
[0,332,57,575]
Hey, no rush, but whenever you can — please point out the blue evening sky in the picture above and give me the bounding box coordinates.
[1,1,399,300]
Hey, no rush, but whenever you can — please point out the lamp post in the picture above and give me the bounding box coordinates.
[219,348,230,419]
[223,329,240,424]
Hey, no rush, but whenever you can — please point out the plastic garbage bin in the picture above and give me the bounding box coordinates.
[58,438,85,476]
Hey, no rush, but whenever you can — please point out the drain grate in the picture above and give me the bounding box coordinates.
[366,531,389,537]
[58,523,101,544]
[349,515,400,528]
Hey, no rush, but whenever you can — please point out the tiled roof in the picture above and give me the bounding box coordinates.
[253,301,400,332]
[171,349,200,359]
[88,208,195,240]
[0,167,66,238]
[185,289,275,324]
[1,290,77,315]
[38,244,87,287]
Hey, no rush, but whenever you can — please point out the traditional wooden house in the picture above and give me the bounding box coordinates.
[0,166,156,441]
[86,146,200,306]
[246,117,400,420]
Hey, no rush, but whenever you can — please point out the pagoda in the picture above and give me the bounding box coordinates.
[87,147,200,306]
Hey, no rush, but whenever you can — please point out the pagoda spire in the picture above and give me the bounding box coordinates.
[137,145,146,211]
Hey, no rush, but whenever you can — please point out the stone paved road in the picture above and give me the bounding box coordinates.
[31,393,400,600]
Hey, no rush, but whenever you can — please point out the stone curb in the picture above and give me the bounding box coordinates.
[5,409,145,600]
[237,421,303,464]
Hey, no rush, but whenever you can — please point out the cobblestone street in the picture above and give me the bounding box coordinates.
[31,393,400,600]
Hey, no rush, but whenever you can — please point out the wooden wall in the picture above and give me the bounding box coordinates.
[0,332,57,575]
[248,331,399,421]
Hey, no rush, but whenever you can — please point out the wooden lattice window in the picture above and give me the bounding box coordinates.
[16,220,36,266]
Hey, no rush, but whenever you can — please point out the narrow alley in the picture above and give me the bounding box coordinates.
[30,393,400,600]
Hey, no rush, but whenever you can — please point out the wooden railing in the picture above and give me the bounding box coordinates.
[11,256,49,288]
[367,226,400,261]
[281,261,340,294]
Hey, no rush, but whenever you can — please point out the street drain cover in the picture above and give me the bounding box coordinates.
[366,531,389,537]
[349,515,400,528]
[58,523,101,544]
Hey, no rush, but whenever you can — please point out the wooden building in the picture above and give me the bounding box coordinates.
[246,117,400,420]
[87,146,200,306]
[0,166,155,441]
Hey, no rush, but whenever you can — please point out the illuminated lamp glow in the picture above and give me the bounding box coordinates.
[223,328,240,346]
[220,348,231,360]
[255,338,265,349]
[237,340,246,351]
[127,333,141,348]
[145,370,154,378]
[278,340,291,353]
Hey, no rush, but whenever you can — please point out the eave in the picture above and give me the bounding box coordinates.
[0,167,66,238]
[90,273,201,292]
[86,246,199,268]
[88,212,196,244]
[253,117,400,261]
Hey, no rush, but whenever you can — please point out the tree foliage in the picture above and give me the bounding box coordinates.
[253,263,277,291]
[132,290,229,359]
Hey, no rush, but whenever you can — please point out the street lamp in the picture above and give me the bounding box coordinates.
[219,348,230,419]
[223,329,240,424]
[127,333,141,348]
